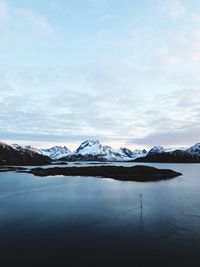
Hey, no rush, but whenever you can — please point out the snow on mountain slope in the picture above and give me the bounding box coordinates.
[70,140,145,161]
[147,146,187,156]
[41,146,71,159]
[132,149,148,158]
[187,143,200,155]
[75,140,104,155]
[147,146,165,155]
[12,144,71,160]
[12,140,148,161]
[73,140,127,161]
[119,148,147,159]
[10,140,193,162]
[0,141,11,149]
[119,147,133,158]
[23,145,42,154]
[12,144,44,158]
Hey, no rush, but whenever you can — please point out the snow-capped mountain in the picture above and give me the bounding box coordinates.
[12,144,42,156]
[134,149,200,163]
[119,147,133,158]
[41,146,71,159]
[75,140,105,155]
[3,139,200,164]
[132,149,148,158]
[12,145,71,160]
[9,140,199,162]
[11,141,148,161]
[0,141,10,149]
[147,146,165,155]
[23,145,42,154]
[119,147,147,159]
[187,143,200,155]
[69,140,128,161]
[61,140,143,161]
[147,146,187,156]
[12,144,52,160]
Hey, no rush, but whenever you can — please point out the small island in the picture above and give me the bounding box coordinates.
[26,165,182,182]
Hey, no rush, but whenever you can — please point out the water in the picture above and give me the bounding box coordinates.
[0,162,200,267]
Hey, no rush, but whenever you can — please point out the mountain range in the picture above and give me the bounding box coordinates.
[134,143,200,163]
[134,150,200,163]
[11,140,148,161]
[1,140,200,164]
[20,145,71,160]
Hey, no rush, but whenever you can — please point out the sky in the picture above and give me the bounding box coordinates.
[0,0,200,150]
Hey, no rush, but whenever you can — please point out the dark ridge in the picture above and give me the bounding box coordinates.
[133,150,200,163]
[0,143,51,166]
[26,165,182,182]
[0,166,27,172]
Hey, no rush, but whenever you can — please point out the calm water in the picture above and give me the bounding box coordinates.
[0,163,200,267]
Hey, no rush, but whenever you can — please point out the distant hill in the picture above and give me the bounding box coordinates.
[134,150,200,163]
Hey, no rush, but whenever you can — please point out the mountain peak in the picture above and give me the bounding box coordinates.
[147,146,164,155]
[75,140,103,155]
[187,143,200,155]
[191,143,200,147]
[0,141,9,147]
[40,146,71,159]
[12,144,71,160]
[80,140,100,146]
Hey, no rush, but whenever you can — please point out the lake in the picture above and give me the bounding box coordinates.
[0,162,200,267]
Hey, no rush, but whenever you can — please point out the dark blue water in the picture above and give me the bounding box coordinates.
[0,163,200,267]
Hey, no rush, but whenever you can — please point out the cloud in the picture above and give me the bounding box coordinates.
[163,56,181,65]
[16,8,53,35]
[173,35,188,45]
[127,128,200,147]
[0,64,200,149]
[191,51,200,61]
[0,1,8,22]
[156,44,169,55]
[1,1,200,149]
[161,0,186,18]
[191,12,200,23]
[0,65,151,147]
[49,1,61,11]
[131,88,200,147]
[88,0,107,9]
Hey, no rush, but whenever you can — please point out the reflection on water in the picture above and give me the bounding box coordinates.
[139,207,144,233]
[0,162,200,266]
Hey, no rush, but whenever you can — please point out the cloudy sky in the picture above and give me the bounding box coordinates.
[0,0,200,150]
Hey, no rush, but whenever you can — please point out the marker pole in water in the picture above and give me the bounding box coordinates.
[139,194,143,210]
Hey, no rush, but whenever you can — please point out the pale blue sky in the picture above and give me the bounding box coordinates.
[0,0,200,149]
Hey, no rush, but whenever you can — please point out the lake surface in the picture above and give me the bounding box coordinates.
[0,162,200,267]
